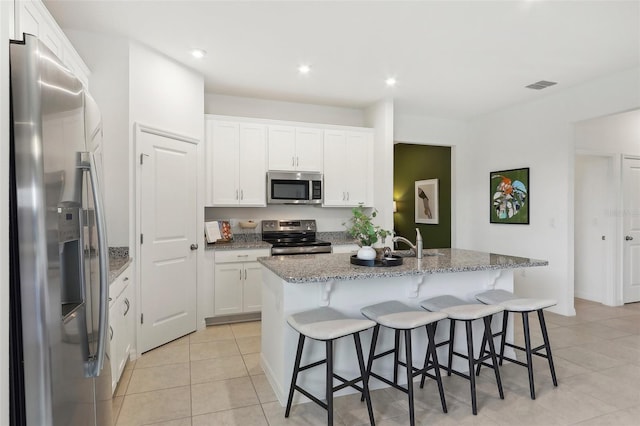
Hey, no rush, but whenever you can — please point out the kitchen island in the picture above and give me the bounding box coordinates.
[258,249,548,406]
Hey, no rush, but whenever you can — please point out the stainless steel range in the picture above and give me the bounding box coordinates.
[262,220,332,255]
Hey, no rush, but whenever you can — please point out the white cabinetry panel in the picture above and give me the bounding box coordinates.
[268,125,296,171]
[323,130,373,207]
[268,125,323,172]
[109,265,133,394]
[213,248,269,316]
[15,0,90,86]
[207,118,266,207]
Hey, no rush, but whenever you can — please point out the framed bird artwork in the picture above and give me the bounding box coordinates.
[490,167,530,224]
[415,179,439,224]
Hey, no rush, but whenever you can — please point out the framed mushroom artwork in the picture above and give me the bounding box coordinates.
[415,179,439,224]
[490,167,529,224]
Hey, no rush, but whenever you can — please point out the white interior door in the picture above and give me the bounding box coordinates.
[139,129,198,353]
[623,157,640,303]
[574,155,611,303]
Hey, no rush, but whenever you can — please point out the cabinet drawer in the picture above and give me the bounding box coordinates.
[215,249,270,263]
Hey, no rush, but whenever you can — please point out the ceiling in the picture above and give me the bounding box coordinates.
[44,0,640,120]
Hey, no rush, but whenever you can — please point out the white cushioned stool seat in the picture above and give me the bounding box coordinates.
[475,289,556,312]
[361,300,447,329]
[420,295,504,320]
[287,307,376,341]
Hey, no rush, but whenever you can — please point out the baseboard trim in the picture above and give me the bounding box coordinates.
[205,312,261,326]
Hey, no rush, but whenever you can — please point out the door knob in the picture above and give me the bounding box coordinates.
[626,236,634,241]
[190,243,199,250]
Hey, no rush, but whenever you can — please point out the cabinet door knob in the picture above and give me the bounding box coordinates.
[109,326,113,341]
[124,298,130,316]
[191,243,199,250]
[626,235,634,241]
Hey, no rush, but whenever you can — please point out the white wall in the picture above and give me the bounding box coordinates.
[575,109,640,154]
[0,2,11,422]
[205,93,365,127]
[65,30,130,246]
[366,99,395,238]
[573,109,640,306]
[459,67,640,315]
[130,43,204,140]
[394,114,469,147]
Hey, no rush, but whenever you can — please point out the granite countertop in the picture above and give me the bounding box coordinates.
[109,247,131,284]
[258,248,548,284]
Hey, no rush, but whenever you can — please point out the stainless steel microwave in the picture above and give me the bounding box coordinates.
[267,171,323,204]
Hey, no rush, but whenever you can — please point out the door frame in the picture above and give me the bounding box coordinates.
[574,150,623,306]
[621,155,640,303]
[132,122,204,358]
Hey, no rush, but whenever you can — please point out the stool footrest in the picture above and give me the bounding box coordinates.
[298,358,326,372]
[503,342,551,359]
[293,386,328,410]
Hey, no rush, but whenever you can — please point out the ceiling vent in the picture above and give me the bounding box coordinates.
[525,80,558,90]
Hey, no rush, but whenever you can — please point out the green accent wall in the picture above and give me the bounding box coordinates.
[394,143,451,248]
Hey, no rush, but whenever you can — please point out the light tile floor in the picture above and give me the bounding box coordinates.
[113,299,640,425]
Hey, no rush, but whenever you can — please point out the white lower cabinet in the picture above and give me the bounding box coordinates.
[109,265,133,394]
[214,249,269,316]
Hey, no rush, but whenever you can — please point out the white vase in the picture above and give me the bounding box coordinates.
[357,246,376,260]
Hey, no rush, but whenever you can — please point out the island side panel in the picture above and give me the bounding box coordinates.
[261,266,515,406]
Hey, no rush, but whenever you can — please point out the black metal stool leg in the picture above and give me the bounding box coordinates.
[465,321,478,415]
[475,331,487,377]
[499,310,509,365]
[362,324,380,402]
[427,323,448,413]
[285,334,305,417]
[404,329,415,426]
[522,312,536,399]
[354,332,376,426]
[538,309,558,387]
[393,329,400,384]
[326,339,334,426]
[447,319,456,376]
[483,315,504,400]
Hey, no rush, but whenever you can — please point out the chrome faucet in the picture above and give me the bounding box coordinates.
[392,228,423,259]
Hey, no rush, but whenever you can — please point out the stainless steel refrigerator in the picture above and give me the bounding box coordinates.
[9,34,112,425]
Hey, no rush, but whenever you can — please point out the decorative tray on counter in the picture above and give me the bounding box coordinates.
[350,254,403,267]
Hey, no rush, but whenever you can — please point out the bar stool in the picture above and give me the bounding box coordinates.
[419,295,505,415]
[475,289,558,399]
[360,301,448,426]
[285,307,376,426]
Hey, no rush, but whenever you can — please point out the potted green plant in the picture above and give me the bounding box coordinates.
[344,205,391,260]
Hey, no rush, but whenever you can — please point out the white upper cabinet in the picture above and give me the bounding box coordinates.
[267,125,296,170]
[268,125,323,172]
[294,127,323,171]
[323,130,373,207]
[207,118,267,207]
[238,123,268,205]
[14,0,90,87]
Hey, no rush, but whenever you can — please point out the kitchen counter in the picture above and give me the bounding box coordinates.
[260,248,548,406]
[258,248,548,283]
[109,247,131,284]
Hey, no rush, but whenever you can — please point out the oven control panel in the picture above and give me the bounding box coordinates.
[262,219,316,232]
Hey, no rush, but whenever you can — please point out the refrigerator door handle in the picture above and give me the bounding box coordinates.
[81,152,109,377]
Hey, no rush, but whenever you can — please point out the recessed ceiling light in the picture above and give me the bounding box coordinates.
[298,64,311,74]
[385,77,397,87]
[191,49,206,59]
